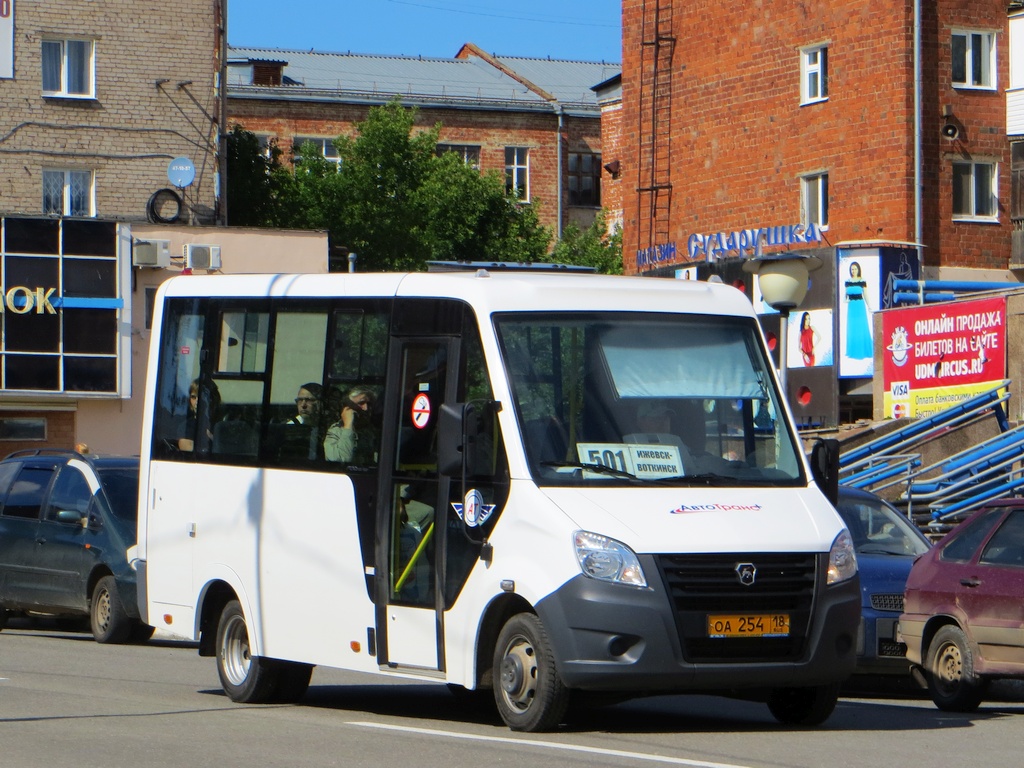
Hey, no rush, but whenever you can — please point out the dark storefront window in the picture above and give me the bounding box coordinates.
[0,217,122,395]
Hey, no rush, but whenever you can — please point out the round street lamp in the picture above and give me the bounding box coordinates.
[742,253,823,395]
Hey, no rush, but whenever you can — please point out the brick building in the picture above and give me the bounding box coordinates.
[619,1,1019,426]
[226,43,620,239]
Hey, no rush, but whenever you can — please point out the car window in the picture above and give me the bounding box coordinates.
[97,467,140,522]
[980,509,1024,567]
[45,465,93,522]
[836,494,930,556]
[940,507,1005,563]
[2,466,56,520]
[0,462,21,511]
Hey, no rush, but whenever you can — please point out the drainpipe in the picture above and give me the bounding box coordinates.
[556,105,564,239]
[913,0,922,249]
[217,0,229,226]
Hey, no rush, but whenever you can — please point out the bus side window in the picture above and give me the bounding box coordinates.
[151,300,206,460]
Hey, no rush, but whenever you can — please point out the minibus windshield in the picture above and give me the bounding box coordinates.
[494,312,804,487]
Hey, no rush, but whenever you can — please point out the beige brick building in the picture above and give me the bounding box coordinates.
[0,1,222,223]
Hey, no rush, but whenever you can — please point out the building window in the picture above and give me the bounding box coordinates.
[568,152,602,206]
[953,161,997,220]
[436,144,481,169]
[505,147,529,201]
[801,172,829,228]
[952,30,995,89]
[42,39,94,98]
[42,170,94,217]
[293,137,341,167]
[0,418,47,441]
[800,45,828,104]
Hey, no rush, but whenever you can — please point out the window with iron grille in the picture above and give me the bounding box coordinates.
[42,170,94,217]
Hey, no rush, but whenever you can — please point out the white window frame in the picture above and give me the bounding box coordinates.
[505,147,530,201]
[42,169,95,217]
[801,172,829,229]
[41,38,95,98]
[951,29,996,90]
[952,160,998,221]
[293,136,341,167]
[436,144,481,170]
[800,45,828,105]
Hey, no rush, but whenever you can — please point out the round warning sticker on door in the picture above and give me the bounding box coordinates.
[411,393,431,429]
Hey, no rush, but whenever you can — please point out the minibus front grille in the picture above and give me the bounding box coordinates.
[655,553,817,662]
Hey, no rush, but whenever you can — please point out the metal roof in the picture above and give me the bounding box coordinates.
[228,45,620,115]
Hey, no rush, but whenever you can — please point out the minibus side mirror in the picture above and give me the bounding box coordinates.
[810,438,840,507]
[438,402,467,477]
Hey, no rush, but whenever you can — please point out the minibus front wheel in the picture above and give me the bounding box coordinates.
[493,612,570,732]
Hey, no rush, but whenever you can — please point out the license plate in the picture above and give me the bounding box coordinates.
[707,613,790,638]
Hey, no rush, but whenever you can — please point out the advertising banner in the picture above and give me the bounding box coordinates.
[882,296,1006,419]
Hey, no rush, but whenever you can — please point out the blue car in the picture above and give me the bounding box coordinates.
[835,486,932,677]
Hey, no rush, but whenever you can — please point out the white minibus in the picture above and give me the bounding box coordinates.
[133,265,859,732]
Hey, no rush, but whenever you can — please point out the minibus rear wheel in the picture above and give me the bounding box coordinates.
[493,612,570,732]
[216,599,279,703]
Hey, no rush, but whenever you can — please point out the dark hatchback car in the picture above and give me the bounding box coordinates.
[0,450,151,643]
[900,499,1024,711]
[835,486,932,677]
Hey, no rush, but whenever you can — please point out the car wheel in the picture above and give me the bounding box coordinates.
[926,625,986,712]
[90,576,132,644]
[0,605,7,631]
[492,612,570,732]
[216,599,280,703]
[767,682,841,726]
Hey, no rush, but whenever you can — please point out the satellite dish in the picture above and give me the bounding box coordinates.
[167,157,196,188]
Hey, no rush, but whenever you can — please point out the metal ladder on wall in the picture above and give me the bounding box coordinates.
[637,0,675,255]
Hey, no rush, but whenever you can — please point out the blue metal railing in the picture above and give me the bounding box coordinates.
[839,381,1010,470]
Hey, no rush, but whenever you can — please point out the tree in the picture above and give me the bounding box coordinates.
[226,101,554,271]
[224,125,292,228]
[548,211,623,275]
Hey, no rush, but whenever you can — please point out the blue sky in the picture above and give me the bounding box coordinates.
[227,0,621,63]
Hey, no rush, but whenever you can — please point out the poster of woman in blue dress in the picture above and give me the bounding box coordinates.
[838,255,879,377]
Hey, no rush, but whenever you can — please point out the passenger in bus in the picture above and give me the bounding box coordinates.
[275,382,324,461]
[288,383,322,425]
[324,385,377,463]
[178,378,220,452]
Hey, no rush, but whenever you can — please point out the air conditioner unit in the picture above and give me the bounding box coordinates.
[132,240,171,268]
[184,244,222,270]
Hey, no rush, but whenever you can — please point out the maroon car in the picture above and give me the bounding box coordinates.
[899,499,1024,711]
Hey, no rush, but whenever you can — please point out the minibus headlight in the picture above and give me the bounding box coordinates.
[826,529,858,585]
[573,530,647,588]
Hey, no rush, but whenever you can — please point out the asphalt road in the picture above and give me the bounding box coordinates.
[1,619,1022,768]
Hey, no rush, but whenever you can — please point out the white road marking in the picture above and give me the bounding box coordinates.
[348,721,752,768]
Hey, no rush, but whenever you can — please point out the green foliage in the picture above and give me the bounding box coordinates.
[225,125,293,227]
[225,101,556,272]
[548,211,623,275]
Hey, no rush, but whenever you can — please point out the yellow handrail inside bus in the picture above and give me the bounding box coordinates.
[394,521,435,594]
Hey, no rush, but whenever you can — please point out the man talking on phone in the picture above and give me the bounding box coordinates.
[324,385,377,463]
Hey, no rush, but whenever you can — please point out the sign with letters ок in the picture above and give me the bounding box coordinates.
[882,296,1006,419]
